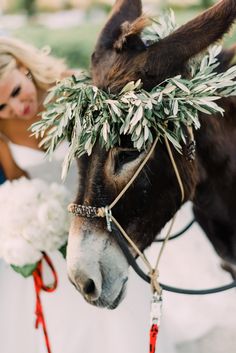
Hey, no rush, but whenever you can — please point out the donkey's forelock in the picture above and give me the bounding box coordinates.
[92,0,236,93]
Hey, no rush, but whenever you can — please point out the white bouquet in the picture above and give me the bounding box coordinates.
[0,177,70,270]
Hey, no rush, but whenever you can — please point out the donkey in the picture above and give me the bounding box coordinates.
[67,0,236,308]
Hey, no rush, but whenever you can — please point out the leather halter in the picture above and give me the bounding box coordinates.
[68,138,236,295]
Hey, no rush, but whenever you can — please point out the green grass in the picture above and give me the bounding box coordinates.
[12,22,103,69]
[11,8,236,70]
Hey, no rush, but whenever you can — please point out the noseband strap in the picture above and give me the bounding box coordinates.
[68,204,113,232]
[68,204,101,218]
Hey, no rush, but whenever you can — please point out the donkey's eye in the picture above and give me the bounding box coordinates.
[115,150,140,172]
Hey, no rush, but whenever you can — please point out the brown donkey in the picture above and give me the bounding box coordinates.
[67,0,236,308]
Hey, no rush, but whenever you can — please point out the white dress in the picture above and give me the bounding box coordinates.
[0,142,236,353]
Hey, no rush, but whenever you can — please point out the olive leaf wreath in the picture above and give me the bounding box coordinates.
[31,11,236,179]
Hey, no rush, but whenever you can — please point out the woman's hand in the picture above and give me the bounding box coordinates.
[0,138,29,181]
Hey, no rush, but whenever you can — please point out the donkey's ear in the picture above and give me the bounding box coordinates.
[144,0,236,81]
[95,0,143,50]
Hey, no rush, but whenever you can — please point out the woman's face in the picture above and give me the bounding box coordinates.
[0,66,38,120]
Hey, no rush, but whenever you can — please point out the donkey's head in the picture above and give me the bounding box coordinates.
[67,0,236,309]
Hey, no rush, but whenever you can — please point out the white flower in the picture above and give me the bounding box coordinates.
[0,177,71,266]
[3,238,42,267]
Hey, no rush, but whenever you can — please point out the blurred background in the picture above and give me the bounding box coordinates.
[0,0,235,71]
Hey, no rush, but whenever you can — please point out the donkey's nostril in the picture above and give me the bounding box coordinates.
[83,279,96,295]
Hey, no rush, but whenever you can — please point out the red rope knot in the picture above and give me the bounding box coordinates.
[33,252,58,353]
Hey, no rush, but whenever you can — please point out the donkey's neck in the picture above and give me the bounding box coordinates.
[196,97,236,180]
[193,96,236,220]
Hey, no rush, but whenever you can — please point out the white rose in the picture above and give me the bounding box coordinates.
[3,238,42,267]
[0,177,70,266]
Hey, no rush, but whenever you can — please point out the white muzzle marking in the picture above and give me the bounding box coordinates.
[67,217,129,308]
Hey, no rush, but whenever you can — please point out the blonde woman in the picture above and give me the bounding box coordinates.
[0,36,69,181]
[0,36,153,353]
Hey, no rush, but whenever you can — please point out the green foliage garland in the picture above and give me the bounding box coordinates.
[31,13,236,179]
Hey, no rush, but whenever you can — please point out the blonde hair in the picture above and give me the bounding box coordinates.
[0,36,67,90]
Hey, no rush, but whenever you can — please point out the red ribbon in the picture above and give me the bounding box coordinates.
[33,252,58,353]
[149,323,159,353]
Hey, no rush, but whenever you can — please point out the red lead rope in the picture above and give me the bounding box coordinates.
[149,324,159,353]
[33,253,58,353]
[149,292,162,353]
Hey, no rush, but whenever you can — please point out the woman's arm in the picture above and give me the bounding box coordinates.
[0,138,28,181]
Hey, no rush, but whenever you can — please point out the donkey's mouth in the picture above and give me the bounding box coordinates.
[107,277,128,309]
